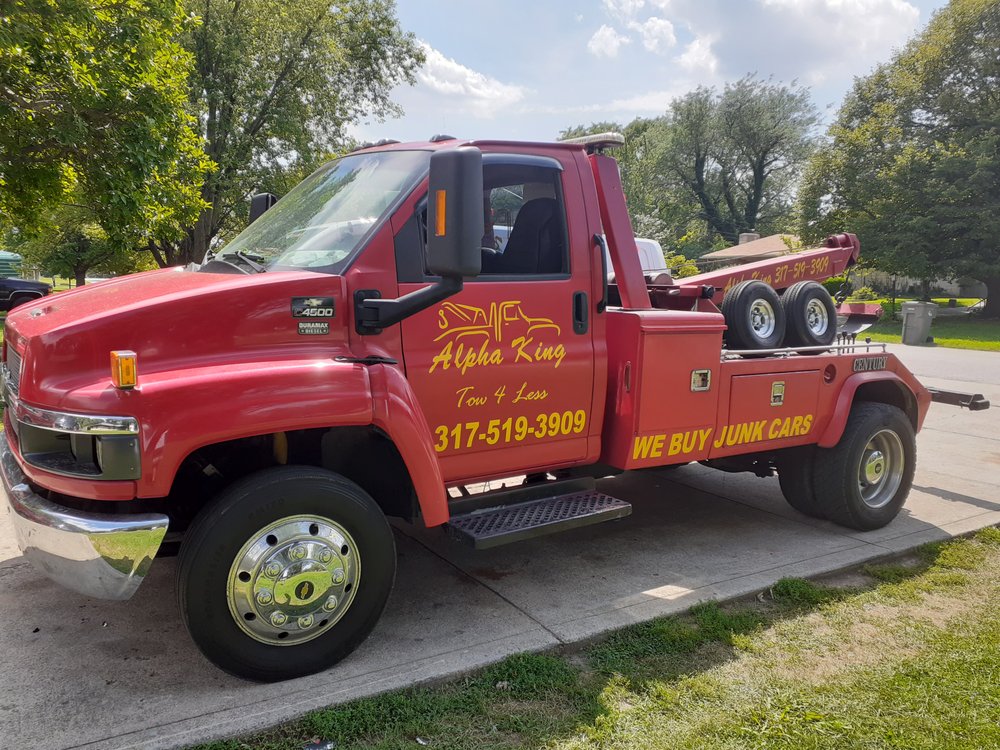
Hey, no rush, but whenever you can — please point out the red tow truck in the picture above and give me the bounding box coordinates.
[1,134,989,681]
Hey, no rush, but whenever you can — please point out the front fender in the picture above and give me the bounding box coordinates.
[134,360,449,527]
[368,364,448,527]
[134,360,374,496]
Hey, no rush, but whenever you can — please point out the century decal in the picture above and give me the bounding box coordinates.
[853,356,888,372]
[429,300,566,375]
[632,414,815,460]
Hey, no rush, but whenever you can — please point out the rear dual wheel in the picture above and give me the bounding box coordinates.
[777,403,915,530]
[178,467,396,682]
[722,279,838,352]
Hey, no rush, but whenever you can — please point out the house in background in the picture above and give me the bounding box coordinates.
[0,250,23,277]
[696,233,798,268]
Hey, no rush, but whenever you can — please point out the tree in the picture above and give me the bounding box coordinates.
[799,0,1000,316]
[148,0,424,267]
[658,76,819,246]
[558,118,708,261]
[8,204,156,286]
[0,0,211,246]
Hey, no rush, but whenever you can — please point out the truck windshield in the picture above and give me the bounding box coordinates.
[214,150,430,273]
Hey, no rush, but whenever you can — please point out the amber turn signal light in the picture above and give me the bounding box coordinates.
[434,189,447,237]
[111,350,138,390]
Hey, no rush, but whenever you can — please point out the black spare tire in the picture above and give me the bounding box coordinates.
[721,280,786,350]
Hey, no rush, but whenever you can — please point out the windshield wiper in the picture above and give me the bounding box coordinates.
[208,249,267,273]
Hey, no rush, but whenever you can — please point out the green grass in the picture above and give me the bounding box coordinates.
[863,316,1000,351]
[854,297,982,313]
[191,529,1000,750]
[845,295,1000,352]
[928,297,981,308]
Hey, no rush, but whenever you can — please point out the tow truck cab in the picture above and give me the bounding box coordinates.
[1,135,967,682]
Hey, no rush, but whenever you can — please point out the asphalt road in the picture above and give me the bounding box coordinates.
[1,343,997,750]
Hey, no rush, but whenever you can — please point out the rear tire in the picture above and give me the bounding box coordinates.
[178,466,396,682]
[776,447,827,519]
[782,281,837,352]
[722,280,786,350]
[812,403,915,530]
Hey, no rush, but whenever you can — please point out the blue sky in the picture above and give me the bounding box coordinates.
[353,0,948,143]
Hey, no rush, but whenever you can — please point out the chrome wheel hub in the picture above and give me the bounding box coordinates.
[805,298,829,336]
[228,515,360,645]
[863,450,885,484]
[858,431,904,509]
[749,299,776,338]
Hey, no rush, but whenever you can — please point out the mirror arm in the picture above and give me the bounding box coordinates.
[355,276,463,335]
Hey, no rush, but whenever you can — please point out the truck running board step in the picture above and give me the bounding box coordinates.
[446,491,631,549]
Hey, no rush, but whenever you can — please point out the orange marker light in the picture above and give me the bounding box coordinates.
[434,189,447,237]
[110,350,138,390]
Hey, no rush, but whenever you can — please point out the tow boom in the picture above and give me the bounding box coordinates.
[678,233,861,303]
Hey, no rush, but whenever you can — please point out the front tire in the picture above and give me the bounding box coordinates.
[178,466,396,682]
[812,403,915,530]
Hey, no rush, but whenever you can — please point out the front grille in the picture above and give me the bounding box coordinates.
[6,348,21,391]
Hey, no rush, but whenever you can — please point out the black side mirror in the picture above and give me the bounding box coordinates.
[354,146,484,335]
[426,147,483,278]
[249,192,278,224]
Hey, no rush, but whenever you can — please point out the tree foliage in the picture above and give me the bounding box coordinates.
[799,0,1000,315]
[658,76,819,245]
[150,0,424,267]
[0,0,211,246]
[563,77,818,261]
[559,119,700,274]
[8,203,156,286]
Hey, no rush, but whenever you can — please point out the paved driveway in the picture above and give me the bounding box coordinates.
[1,344,998,750]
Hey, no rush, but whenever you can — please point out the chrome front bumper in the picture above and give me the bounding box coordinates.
[0,429,168,600]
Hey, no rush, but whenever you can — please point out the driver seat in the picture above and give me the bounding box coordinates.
[488,198,564,275]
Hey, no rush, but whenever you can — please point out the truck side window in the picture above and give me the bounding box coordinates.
[480,164,568,276]
[392,160,569,282]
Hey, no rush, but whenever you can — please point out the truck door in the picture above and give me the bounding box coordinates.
[397,154,597,482]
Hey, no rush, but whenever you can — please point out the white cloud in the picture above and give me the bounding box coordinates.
[757,0,919,56]
[574,13,584,22]
[632,16,676,52]
[596,0,677,57]
[751,0,920,88]
[588,24,631,58]
[608,87,683,111]
[353,0,935,145]
[676,34,718,73]
[415,42,526,118]
[602,0,646,21]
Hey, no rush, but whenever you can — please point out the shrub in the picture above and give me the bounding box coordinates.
[822,275,849,297]
[851,286,879,301]
[881,300,900,319]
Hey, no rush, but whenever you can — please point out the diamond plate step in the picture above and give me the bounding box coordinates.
[446,490,632,549]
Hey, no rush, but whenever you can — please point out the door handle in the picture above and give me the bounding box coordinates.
[573,291,589,334]
[593,234,608,313]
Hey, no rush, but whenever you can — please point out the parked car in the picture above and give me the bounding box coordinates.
[0,277,51,312]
